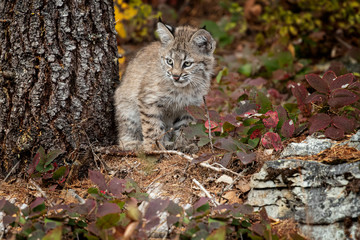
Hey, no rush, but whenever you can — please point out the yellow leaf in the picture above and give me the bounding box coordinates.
[288,43,295,58]
[123,6,138,20]
[114,5,123,22]
[115,22,126,38]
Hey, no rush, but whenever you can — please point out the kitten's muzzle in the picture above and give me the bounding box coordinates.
[172,74,181,81]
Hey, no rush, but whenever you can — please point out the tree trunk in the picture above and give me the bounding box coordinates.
[0,0,119,177]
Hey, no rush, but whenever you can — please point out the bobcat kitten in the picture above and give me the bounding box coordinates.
[114,21,216,151]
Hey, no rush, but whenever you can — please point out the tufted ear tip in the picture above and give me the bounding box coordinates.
[156,21,175,45]
[190,29,216,55]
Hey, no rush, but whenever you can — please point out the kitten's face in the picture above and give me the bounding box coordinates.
[161,49,196,87]
[157,23,216,88]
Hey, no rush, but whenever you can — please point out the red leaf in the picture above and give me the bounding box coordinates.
[236,100,257,115]
[214,137,241,152]
[209,110,221,122]
[144,199,170,220]
[325,126,344,140]
[29,198,45,211]
[329,73,354,90]
[332,116,355,133]
[244,77,267,87]
[305,92,326,104]
[204,120,218,129]
[28,152,41,175]
[219,152,233,167]
[290,83,311,116]
[236,151,256,165]
[261,132,282,151]
[96,202,121,218]
[305,73,329,93]
[348,82,360,91]
[191,153,214,164]
[185,105,206,121]
[89,170,107,191]
[309,113,331,134]
[108,178,126,197]
[281,119,295,138]
[250,129,262,139]
[328,89,359,108]
[275,105,288,123]
[322,71,337,85]
[221,113,239,127]
[262,111,279,128]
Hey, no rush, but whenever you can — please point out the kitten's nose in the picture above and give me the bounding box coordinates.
[172,75,181,81]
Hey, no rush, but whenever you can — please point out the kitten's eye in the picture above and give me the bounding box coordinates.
[166,58,173,66]
[183,61,192,68]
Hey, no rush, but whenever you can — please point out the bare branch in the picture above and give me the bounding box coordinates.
[192,178,219,206]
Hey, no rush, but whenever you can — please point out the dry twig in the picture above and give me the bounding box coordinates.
[203,96,214,152]
[192,178,219,206]
[4,160,20,182]
[29,179,54,207]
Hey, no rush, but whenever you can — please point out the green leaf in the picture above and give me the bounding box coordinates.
[248,138,260,149]
[35,147,46,172]
[45,149,65,167]
[77,220,87,228]
[216,67,228,83]
[208,218,226,226]
[183,216,190,224]
[198,136,210,147]
[96,213,121,230]
[88,187,99,195]
[52,166,68,180]
[43,164,55,172]
[44,218,63,227]
[183,124,207,139]
[43,226,62,240]
[196,202,210,213]
[32,202,46,213]
[28,229,46,239]
[206,226,226,240]
[256,91,272,114]
[238,63,252,77]
[243,118,260,126]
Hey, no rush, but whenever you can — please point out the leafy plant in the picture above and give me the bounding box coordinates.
[0,171,305,240]
[28,147,68,190]
[114,0,160,41]
[259,0,360,57]
[292,71,360,139]
[202,1,247,48]
[184,89,297,167]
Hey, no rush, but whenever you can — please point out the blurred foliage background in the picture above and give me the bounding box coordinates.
[113,0,359,56]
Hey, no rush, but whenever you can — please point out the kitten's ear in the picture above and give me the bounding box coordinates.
[190,29,216,55]
[156,22,174,45]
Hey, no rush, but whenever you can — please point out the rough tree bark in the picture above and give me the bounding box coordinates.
[0,0,119,177]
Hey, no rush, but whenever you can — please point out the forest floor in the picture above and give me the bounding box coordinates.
[2,2,360,238]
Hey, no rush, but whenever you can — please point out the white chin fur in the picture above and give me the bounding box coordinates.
[173,80,190,87]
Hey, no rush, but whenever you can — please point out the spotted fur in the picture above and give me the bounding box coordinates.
[114,22,216,151]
